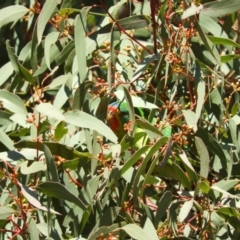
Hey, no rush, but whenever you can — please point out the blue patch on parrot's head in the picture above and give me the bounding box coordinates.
[109,102,129,123]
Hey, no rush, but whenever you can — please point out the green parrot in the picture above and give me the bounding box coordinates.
[107,101,172,141]
[107,101,149,141]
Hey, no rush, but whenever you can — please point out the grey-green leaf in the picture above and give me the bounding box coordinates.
[0,206,17,220]
[201,0,240,18]
[0,5,29,28]
[178,200,193,222]
[64,110,118,143]
[0,128,14,150]
[195,136,210,179]
[44,32,60,70]
[75,14,87,82]
[0,90,27,114]
[18,182,60,214]
[37,181,87,210]
[122,224,151,240]
[43,144,59,182]
[37,0,58,44]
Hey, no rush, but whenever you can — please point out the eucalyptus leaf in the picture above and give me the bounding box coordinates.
[0,5,29,28]
[64,110,118,143]
[37,181,87,210]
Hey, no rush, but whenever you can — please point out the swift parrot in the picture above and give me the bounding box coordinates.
[107,101,130,140]
[107,101,172,141]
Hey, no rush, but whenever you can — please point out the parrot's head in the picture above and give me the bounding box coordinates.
[107,102,129,139]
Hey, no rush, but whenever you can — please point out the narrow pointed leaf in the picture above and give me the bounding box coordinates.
[0,62,13,87]
[14,140,92,160]
[43,145,59,182]
[64,110,118,143]
[37,0,58,44]
[0,206,17,220]
[37,181,87,209]
[195,137,210,178]
[122,224,150,240]
[201,0,240,18]
[75,14,87,82]
[143,218,158,240]
[178,200,193,222]
[0,5,29,28]
[36,102,65,121]
[155,191,172,227]
[44,32,60,70]
[18,182,60,214]
[0,129,14,150]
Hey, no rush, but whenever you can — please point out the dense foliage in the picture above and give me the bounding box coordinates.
[1,0,240,239]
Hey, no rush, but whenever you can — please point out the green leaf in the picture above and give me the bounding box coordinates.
[231,103,239,116]
[211,185,240,199]
[90,207,121,235]
[172,162,192,189]
[88,222,125,240]
[140,151,162,196]
[196,181,211,195]
[43,145,59,182]
[0,128,14,150]
[131,54,159,82]
[182,110,197,132]
[55,41,74,65]
[36,102,65,121]
[182,3,203,19]
[14,141,92,160]
[178,200,193,222]
[37,0,58,44]
[75,14,87,82]
[120,145,150,176]
[96,15,150,34]
[201,0,240,18]
[195,127,227,170]
[28,218,40,240]
[115,89,158,109]
[61,0,77,9]
[134,137,168,200]
[44,32,60,70]
[54,121,68,141]
[0,206,17,220]
[20,161,47,174]
[213,179,239,192]
[0,5,29,28]
[18,182,60,214]
[6,40,35,85]
[208,36,240,49]
[37,181,87,210]
[136,119,162,135]
[143,218,159,240]
[229,118,240,152]
[155,191,172,227]
[45,74,71,90]
[195,137,210,179]
[195,21,221,65]
[179,150,196,174]
[122,224,151,240]
[0,62,13,87]
[217,207,240,218]
[195,80,205,120]
[123,86,135,133]
[220,54,239,63]
[64,110,118,143]
[199,14,228,39]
